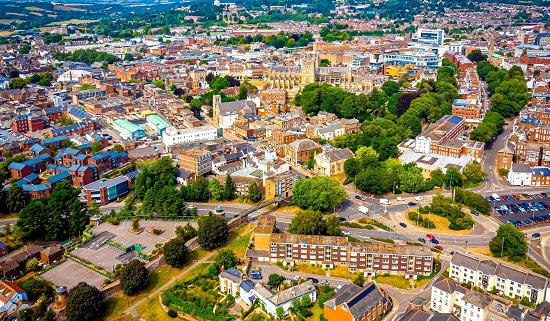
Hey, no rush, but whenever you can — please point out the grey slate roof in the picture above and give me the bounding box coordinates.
[324,283,386,320]
[432,276,467,295]
[219,267,242,283]
[451,252,480,270]
[462,290,491,308]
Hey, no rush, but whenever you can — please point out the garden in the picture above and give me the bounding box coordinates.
[161,268,235,321]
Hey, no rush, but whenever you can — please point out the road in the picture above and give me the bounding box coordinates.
[0,219,16,232]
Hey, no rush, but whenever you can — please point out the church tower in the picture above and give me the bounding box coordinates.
[213,94,221,126]
[300,54,317,88]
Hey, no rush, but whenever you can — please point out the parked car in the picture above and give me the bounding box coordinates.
[532,232,541,238]
[397,197,405,201]
[306,277,319,284]
[251,272,262,280]
[434,245,443,251]
[320,280,330,285]
[415,196,424,201]
[338,217,346,222]
[408,202,417,206]
[470,210,479,216]
[418,238,426,243]
[399,222,407,228]
[354,195,362,201]
[252,266,261,271]
[426,234,435,239]
[450,251,455,255]
[430,238,439,244]
[342,230,351,235]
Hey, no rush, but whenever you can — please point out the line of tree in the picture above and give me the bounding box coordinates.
[217,31,314,49]
[15,181,88,241]
[52,49,118,65]
[419,194,475,230]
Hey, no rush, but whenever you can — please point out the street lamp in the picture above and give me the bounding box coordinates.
[501,237,505,258]
[531,209,535,227]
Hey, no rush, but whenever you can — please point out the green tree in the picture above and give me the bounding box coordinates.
[382,80,400,97]
[209,178,224,201]
[7,184,25,213]
[430,169,445,187]
[189,98,202,108]
[152,80,166,90]
[247,180,262,202]
[25,257,39,272]
[353,273,365,287]
[65,282,104,321]
[170,83,177,92]
[444,167,463,188]
[112,144,124,153]
[292,177,347,212]
[276,306,285,319]
[489,224,527,259]
[197,213,228,250]
[224,175,235,200]
[175,223,197,242]
[267,273,286,288]
[325,215,341,236]
[120,259,148,295]
[163,238,188,267]
[289,210,326,235]
[301,294,312,307]
[91,142,103,153]
[215,249,238,269]
[9,77,27,89]
[463,162,487,185]
[124,52,135,61]
[398,164,425,193]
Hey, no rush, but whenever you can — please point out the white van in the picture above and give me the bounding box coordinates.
[415,196,423,201]
[380,198,391,205]
[492,193,502,201]
[357,206,369,214]
[397,197,405,201]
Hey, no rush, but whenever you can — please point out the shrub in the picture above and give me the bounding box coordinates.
[167,309,177,318]
[343,177,354,185]
[498,168,509,177]
[152,228,161,235]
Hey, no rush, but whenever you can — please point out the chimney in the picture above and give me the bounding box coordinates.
[221,265,225,272]
[279,283,284,292]
[240,273,244,280]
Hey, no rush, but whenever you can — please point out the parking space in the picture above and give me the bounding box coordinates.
[81,231,116,250]
[72,244,127,273]
[488,193,550,228]
[41,260,105,290]
[0,129,24,144]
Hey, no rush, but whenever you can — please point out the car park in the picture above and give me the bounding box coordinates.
[434,245,443,251]
[418,238,426,243]
[399,222,407,228]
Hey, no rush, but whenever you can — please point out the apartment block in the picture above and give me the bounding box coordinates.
[179,147,213,176]
[264,169,304,201]
[450,253,548,305]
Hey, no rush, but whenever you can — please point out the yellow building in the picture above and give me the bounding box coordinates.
[314,148,354,176]
[384,64,415,78]
[255,215,276,251]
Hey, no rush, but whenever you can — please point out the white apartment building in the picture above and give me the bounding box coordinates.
[450,253,548,305]
[162,125,218,152]
[431,277,468,313]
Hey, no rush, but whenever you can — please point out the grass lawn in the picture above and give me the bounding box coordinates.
[225,230,252,258]
[329,267,354,280]
[15,271,37,287]
[135,295,171,321]
[108,314,137,321]
[406,211,472,235]
[308,303,324,321]
[294,265,326,276]
[47,19,99,26]
[468,247,492,256]
[374,275,415,290]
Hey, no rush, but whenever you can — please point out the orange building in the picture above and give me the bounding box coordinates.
[324,283,390,321]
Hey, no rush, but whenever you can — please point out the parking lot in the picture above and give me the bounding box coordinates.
[0,129,24,144]
[488,193,550,229]
[41,260,106,290]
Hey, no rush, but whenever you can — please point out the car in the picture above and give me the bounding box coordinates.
[470,210,479,216]
[306,277,319,284]
[434,245,443,251]
[532,232,541,238]
[397,197,405,201]
[415,196,423,201]
[252,266,261,271]
[335,285,343,292]
[501,195,508,200]
[426,234,435,239]
[512,194,521,199]
[408,202,417,206]
[418,238,426,243]
[251,272,262,280]
[354,195,362,201]
[399,222,407,228]
[430,238,439,244]
[342,230,351,235]
[450,251,455,255]
[338,217,346,222]
[320,280,330,285]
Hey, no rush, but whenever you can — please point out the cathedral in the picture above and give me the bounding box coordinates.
[267,54,374,93]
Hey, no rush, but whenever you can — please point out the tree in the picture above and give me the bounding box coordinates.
[301,294,311,307]
[292,177,347,212]
[25,257,39,272]
[120,259,148,295]
[444,167,463,188]
[112,144,124,153]
[65,282,103,321]
[382,80,400,97]
[91,142,103,153]
[353,273,365,287]
[289,210,331,235]
[209,178,223,201]
[170,83,177,92]
[325,215,341,236]
[224,175,235,200]
[276,306,285,319]
[489,224,527,260]
[267,273,286,288]
[152,80,165,90]
[197,214,228,250]
[467,49,486,63]
[215,249,238,269]
[132,217,140,231]
[247,180,262,202]
[175,223,197,242]
[7,184,25,213]
[9,77,27,89]
[463,162,487,185]
[163,238,188,267]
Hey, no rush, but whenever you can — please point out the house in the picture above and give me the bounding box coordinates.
[40,245,63,264]
[314,147,354,176]
[507,163,533,186]
[8,163,32,179]
[285,139,321,165]
[175,169,195,186]
[398,310,460,321]
[324,283,390,321]
[0,281,30,315]
[252,281,317,317]
[430,276,468,313]
[461,291,491,321]
[82,176,132,206]
[239,279,256,306]
[219,267,242,295]
[0,242,8,258]
[127,146,160,162]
